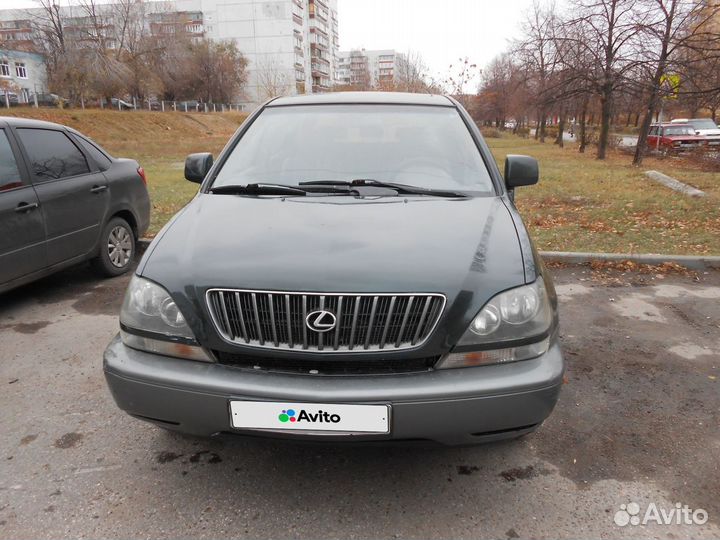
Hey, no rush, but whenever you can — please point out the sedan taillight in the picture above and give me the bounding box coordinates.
[137,166,147,185]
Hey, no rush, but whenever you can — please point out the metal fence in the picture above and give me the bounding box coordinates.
[1,92,247,113]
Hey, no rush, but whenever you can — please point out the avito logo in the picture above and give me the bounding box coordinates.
[278,408,341,424]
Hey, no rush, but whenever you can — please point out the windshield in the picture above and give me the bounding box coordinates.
[690,119,718,130]
[211,104,495,194]
[664,126,694,136]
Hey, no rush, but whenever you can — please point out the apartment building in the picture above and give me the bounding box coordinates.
[0,48,47,104]
[0,0,340,106]
[337,49,397,88]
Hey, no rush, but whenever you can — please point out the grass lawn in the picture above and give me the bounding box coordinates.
[4,108,719,254]
[490,135,720,255]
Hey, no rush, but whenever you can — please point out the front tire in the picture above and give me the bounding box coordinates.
[92,217,136,277]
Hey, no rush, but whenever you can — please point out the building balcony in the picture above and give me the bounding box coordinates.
[310,40,328,51]
[311,64,330,76]
[311,54,330,65]
[292,13,303,25]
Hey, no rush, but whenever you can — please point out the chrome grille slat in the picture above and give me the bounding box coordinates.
[207,289,445,353]
[379,296,396,349]
[333,296,343,351]
[349,295,361,350]
[268,295,278,347]
[413,296,432,345]
[318,296,325,351]
[234,292,248,342]
[251,293,263,345]
[302,295,308,350]
[285,294,293,349]
[396,296,414,347]
[364,297,379,350]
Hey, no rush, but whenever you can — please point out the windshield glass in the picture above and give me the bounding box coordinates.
[211,104,495,194]
[664,126,694,136]
[690,119,718,130]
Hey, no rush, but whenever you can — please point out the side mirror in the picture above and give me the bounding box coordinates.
[184,152,214,183]
[504,154,539,189]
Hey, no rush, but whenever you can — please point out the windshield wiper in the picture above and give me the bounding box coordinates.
[210,183,307,196]
[209,183,355,196]
[299,179,468,198]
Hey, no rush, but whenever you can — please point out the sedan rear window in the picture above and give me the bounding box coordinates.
[74,134,113,170]
[212,105,495,194]
[16,128,90,181]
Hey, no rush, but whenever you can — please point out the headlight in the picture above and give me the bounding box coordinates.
[120,275,212,362]
[437,280,553,369]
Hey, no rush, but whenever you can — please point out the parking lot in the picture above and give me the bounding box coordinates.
[1,261,719,539]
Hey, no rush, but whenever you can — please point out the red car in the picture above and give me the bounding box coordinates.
[647,123,707,153]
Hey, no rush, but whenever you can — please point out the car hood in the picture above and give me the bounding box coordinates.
[665,134,705,141]
[139,193,529,347]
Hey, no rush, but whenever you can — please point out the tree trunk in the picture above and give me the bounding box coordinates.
[634,57,669,166]
[597,85,613,160]
[579,99,588,153]
[555,110,566,148]
[539,109,547,143]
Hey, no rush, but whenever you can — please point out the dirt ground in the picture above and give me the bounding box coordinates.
[1,262,718,539]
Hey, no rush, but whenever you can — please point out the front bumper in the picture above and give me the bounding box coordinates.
[103,335,564,445]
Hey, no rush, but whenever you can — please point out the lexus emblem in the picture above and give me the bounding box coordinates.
[305,310,337,333]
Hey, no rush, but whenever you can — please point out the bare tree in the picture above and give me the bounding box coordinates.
[255,56,292,100]
[565,0,644,159]
[633,0,720,164]
[516,1,561,142]
[394,50,433,93]
[193,40,249,103]
[444,57,479,106]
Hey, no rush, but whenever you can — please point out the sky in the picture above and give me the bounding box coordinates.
[337,0,536,89]
[7,0,537,90]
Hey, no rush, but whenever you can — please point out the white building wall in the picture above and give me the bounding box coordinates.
[0,0,339,108]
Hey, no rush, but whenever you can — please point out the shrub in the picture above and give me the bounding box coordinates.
[480,127,502,138]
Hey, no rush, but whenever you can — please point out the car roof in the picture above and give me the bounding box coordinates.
[267,91,455,107]
[0,116,67,130]
[652,122,692,127]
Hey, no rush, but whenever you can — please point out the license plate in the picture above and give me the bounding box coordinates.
[229,401,390,433]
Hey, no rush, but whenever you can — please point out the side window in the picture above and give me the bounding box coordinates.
[16,128,90,181]
[73,134,112,170]
[0,130,23,192]
[649,127,657,136]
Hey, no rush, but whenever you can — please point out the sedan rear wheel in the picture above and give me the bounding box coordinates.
[92,217,136,277]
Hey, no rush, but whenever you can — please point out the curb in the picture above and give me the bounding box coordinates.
[139,239,718,271]
[540,251,720,271]
[644,170,705,198]
[137,239,151,254]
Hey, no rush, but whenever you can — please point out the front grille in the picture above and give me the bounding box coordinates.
[213,350,440,375]
[206,289,445,352]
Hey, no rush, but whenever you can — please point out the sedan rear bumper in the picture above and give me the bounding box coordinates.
[103,335,564,445]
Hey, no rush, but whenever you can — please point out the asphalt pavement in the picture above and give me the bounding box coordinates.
[1,261,718,539]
